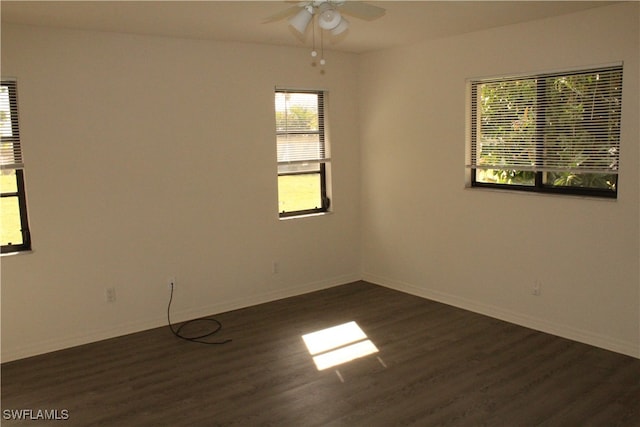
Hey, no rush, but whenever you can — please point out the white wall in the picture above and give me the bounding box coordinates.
[359,3,639,357]
[0,25,362,361]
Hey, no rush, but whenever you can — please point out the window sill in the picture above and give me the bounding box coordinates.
[279,211,333,221]
[1,249,34,257]
[464,185,618,202]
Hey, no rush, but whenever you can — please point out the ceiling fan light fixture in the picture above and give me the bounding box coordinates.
[330,16,349,35]
[318,4,342,30]
[288,7,314,34]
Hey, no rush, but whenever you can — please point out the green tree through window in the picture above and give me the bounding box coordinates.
[469,65,622,197]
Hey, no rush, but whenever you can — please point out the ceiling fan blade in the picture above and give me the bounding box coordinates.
[262,5,301,23]
[338,1,385,21]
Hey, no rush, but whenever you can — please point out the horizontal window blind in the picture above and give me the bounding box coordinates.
[275,90,329,166]
[0,80,23,170]
[468,65,623,174]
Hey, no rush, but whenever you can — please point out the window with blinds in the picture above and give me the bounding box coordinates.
[467,64,623,197]
[275,89,330,217]
[1,79,31,253]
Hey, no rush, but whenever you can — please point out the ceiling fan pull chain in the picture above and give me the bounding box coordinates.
[320,28,326,66]
[311,16,318,58]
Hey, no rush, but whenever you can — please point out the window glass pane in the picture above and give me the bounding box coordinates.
[278,162,321,175]
[545,172,617,190]
[278,173,321,213]
[0,169,18,193]
[277,134,323,163]
[543,72,622,173]
[0,195,23,246]
[475,169,535,186]
[275,92,319,132]
[476,79,537,173]
[476,72,622,175]
[0,85,13,137]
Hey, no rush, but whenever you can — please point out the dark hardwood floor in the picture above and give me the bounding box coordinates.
[2,281,639,426]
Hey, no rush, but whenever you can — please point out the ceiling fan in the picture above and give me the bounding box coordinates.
[264,1,385,67]
[264,1,386,36]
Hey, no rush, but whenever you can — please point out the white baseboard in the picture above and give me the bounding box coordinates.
[362,272,640,359]
[5,272,636,362]
[1,273,360,363]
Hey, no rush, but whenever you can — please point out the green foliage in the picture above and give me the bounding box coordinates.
[276,106,318,132]
[548,171,617,190]
[477,70,621,191]
[477,169,535,185]
[477,79,536,185]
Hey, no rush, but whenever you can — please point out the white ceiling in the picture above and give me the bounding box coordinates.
[1,1,616,54]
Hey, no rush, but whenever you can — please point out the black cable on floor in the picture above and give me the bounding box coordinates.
[167,283,231,345]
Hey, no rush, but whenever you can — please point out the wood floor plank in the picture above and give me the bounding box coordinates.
[2,281,639,426]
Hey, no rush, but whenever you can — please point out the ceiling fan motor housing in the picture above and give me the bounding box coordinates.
[318,3,342,30]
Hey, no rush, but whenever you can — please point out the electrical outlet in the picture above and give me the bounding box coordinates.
[532,280,541,296]
[272,262,279,274]
[167,276,176,290]
[105,287,116,303]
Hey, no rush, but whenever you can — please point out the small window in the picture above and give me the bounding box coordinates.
[275,89,330,217]
[467,64,623,198]
[1,79,31,253]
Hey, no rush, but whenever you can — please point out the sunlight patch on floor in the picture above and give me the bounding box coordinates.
[302,321,379,371]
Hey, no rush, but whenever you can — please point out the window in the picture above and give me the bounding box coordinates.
[1,79,31,253]
[275,89,330,217]
[468,64,623,198]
